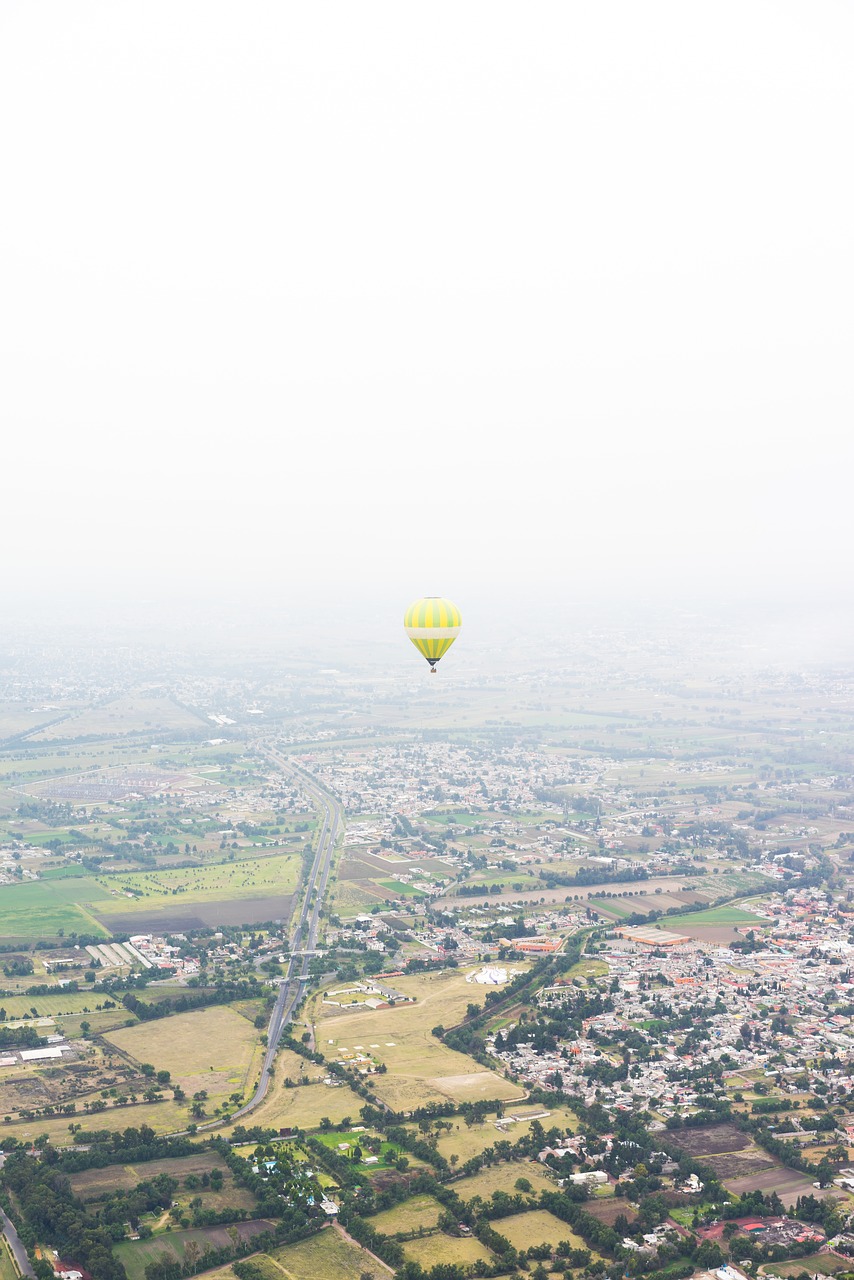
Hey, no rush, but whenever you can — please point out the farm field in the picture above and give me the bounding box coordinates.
[369,1193,443,1234]
[0,877,111,939]
[433,1107,578,1163]
[494,1209,588,1250]
[93,853,301,932]
[451,1160,556,1200]
[269,1224,393,1280]
[103,1005,262,1102]
[113,1219,275,1280]
[401,1233,494,1268]
[316,967,524,1111]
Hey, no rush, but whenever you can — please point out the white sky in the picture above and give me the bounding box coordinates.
[1,2,852,617]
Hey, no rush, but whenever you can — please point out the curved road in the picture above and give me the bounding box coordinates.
[230,749,343,1123]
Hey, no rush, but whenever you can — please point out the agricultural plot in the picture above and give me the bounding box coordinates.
[269,1225,393,1280]
[402,1234,494,1269]
[28,695,207,742]
[0,877,111,939]
[113,1219,275,1280]
[103,1005,262,1103]
[93,853,301,932]
[493,1209,587,1250]
[667,1123,751,1157]
[317,968,523,1111]
[369,1193,443,1234]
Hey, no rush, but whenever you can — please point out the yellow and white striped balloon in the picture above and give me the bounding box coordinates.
[404,597,462,671]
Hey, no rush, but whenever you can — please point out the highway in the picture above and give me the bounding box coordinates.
[230,749,342,1123]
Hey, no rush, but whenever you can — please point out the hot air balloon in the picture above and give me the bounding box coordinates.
[404,597,462,672]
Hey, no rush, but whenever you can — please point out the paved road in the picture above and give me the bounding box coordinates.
[230,750,343,1124]
[0,1156,36,1277]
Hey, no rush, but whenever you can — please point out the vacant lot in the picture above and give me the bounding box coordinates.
[370,1193,443,1234]
[104,1005,262,1102]
[270,1225,393,1280]
[667,1123,751,1157]
[114,1219,275,1280]
[402,1234,493,1269]
[451,1161,556,1201]
[493,1209,586,1250]
[317,967,524,1111]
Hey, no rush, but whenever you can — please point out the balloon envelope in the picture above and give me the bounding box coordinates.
[404,596,462,667]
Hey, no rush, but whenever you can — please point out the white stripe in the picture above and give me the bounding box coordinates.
[405,626,461,639]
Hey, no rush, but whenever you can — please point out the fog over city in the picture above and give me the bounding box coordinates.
[2,3,852,658]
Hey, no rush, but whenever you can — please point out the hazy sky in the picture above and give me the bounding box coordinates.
[2,3,852,617]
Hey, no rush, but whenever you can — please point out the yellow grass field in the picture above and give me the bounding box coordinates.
[433,1106,578,1163]
[3,1096,189,1146]
[269,1224,393,1280]
[315,967,525,1111]
[493,1209,585,1250]
[104,1006,263,1102]
[402,1234,494,1268]
[222,1079,365,1138]
[369,1194,443,1234]
[451,1161,557,1200]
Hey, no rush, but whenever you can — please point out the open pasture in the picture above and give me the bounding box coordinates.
[451,1160,556,1200]
[270,1225,393,1280]
[369,1193,443,1234]
[114,1219,275,1280]
[317,967,524,1111]
[433,1107,577,1163]
[492,1209,586,1250]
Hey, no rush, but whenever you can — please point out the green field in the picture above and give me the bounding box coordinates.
[95,853,301,912]
[768,1256,851,1277]
[402,1233,493,1268]
[494,1208,588,1250]
[378,879,427,897]
[666,905,764,927]
[0,877,111,938]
